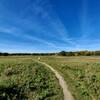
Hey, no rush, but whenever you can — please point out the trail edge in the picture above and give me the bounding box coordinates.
[36,60,74,100]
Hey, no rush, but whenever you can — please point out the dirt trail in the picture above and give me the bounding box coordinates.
[37,61,74,100]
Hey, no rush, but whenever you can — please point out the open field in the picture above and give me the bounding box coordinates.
[34,56,100,100]
[0,56,100,100]
[0,57,63,100]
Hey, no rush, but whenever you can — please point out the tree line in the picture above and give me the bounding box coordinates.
[0,51,100,56]
[0,52,55,56]
[58,51,100,56]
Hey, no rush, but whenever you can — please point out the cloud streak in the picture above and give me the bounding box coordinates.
[0,0,79,52]
[21,0,77,46]
[0,27,57,47]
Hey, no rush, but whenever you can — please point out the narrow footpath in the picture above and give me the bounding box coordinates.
[37,61,74,100]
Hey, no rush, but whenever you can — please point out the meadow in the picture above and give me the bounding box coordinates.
[36,56,100,100]
[0,56,63,100]
[0,56,100,100]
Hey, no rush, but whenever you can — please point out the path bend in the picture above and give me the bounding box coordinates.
[37,60,74,100]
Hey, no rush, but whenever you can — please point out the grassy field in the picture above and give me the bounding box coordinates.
[0,56,100,100]
[0,57,63,100]
[35,56,100,100]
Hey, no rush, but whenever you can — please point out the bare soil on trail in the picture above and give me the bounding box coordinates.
[38,61,74,100]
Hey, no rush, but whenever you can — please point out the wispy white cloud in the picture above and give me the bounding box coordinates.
[31,0,78,46]
[0,27,58,48]
[0,0,78,51]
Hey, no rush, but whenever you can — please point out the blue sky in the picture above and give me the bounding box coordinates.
[0,0,100,53]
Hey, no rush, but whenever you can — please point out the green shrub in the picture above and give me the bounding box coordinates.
[0,60,63,100]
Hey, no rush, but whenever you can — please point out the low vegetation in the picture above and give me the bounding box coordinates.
[0,56,100,100]
[0,58,63,100]
[38,56,100,100]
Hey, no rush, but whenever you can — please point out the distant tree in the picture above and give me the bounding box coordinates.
[74,53,79,56]
[3,53,9,56]
[59,51,66,56]
[95,51,100,56]
[0,53,2,56]
[67,52,74,56]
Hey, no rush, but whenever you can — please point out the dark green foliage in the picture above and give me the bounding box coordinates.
[0,50,100,56]
[95,51,100,56]
[0,60,63,100]
[59,51,95,56]
[59,51,66,56]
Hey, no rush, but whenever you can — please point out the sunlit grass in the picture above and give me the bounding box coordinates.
[38,56,100,100]
[0,57,63,100]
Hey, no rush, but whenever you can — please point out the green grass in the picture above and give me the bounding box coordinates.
[1,56,100,100]
[0,57,63,100]
[37,56,100,100]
